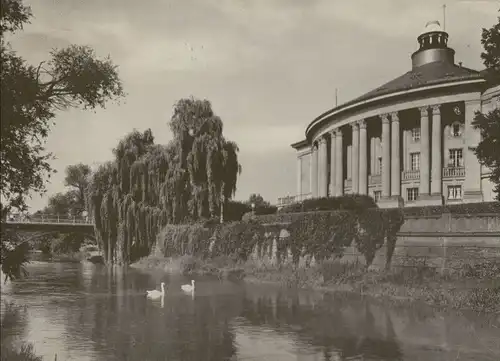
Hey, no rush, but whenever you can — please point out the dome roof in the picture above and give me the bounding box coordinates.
[420,20,444,36]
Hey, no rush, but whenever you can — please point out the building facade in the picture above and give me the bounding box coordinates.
[287,21,499,208]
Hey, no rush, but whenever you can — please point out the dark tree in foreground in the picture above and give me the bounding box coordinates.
[0,0,124,213]
[473,12,500,200]
[0,0,124,281]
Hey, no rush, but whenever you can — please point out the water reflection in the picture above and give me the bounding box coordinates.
[1,262,499,361]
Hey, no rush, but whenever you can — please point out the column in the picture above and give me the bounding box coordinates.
[381,114,391,198]
[351,122,360,194]
[329,130,336,197]
[335,129,343,196]
[419,106,430,196]
[463,99,483,202]
[391,112,401,197]
[318,137,328,197]
[310,143,318,197]
[431,104,442,196]
[358,119,368,195]
[296,155,302,200]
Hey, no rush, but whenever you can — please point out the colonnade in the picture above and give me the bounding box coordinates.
[302,101,480,205]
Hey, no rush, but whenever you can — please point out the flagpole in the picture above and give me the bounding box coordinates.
[443,4,446,31]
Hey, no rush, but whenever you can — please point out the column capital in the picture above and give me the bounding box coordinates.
[335,128,343,137]
[380,113,390,124]
[318,136,327,145]
[390,112,399,122]
[419,106,429,116]
[430,104,441,114]
[357,119,367,129]
[351,121,359,130]
[329,129,337,138]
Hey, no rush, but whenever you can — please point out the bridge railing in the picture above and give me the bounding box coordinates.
[5,217,94,225]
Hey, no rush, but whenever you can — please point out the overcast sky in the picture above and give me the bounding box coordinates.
[8,0,498,211]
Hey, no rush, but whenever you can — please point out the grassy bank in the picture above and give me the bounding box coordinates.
[131,255,500,313]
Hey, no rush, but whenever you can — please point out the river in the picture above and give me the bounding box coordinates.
[1,261,499,361]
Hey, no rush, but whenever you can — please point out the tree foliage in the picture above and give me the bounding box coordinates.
[474,13,500,199]
[88,98,241,264]
[473,108,500,199]
[0,0,124,213]
[481,10,500,82]
[64,163,91,214]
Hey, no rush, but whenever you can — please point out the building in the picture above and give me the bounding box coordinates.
[287,20,499,208]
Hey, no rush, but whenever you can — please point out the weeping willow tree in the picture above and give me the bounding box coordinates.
[87,98,241,264]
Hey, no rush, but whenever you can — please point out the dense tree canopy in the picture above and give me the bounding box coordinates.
[474,12,500,199]
[87,98,241,264]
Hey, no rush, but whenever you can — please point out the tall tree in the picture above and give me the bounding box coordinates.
[0,0,124,281]
[64,163,91,214]
[246,194,270,208]
[88,98,241,264]
[473,12,500,199]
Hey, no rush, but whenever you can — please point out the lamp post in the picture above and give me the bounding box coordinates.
[251,203,255,217]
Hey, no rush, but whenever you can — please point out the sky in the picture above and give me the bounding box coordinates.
[7,0,498,212]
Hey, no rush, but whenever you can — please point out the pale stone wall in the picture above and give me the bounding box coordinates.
[260,212,500,272]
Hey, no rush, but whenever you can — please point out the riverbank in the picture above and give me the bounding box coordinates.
[131,255,500,314]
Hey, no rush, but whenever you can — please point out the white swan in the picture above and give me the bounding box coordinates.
[181,280,195,292]
[146,282,165,299]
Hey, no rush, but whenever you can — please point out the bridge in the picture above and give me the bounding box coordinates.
[2,217,95,234]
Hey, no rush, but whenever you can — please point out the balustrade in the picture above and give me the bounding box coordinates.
[402,170,420,180]
[442,166,465,178]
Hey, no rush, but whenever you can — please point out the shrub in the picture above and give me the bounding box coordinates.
[155,222,212,258]
[403,201,500,217]
[212,220,266,260]
[279,194,377,214]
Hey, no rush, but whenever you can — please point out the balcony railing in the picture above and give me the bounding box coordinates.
[277,193,312,207]
[443,166,465,178]
[369,174,381,185]
[402,169,420,180]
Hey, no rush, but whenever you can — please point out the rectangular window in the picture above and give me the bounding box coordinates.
[407,187,419,202]
[410,152,420,171]
[411,128,421,142]
[374,191,382,202]
[448,148,463,167]
[448,185,462,200]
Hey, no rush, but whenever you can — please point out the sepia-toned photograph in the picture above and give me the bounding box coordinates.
[1,0,499,360]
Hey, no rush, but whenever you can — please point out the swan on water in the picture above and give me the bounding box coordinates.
[181,280,195,292]
[146,282,165,299]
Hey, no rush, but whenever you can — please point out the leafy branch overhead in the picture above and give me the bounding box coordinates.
[0,0,124,213]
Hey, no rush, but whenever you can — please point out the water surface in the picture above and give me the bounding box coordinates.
[1,261,499,360]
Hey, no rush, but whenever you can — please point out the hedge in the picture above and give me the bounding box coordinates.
[403,201,500,217]
[155,207,405,269]
[278,194,377,214]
